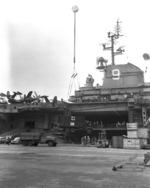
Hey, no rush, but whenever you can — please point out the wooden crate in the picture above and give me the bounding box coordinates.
[123,138,147,149]
[138,128,149,138]
[127,130,138,138]
[126,123,138,130]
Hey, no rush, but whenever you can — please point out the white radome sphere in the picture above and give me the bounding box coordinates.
[72,5,79,13]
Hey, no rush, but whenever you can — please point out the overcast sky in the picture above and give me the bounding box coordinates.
[0,0,150,100]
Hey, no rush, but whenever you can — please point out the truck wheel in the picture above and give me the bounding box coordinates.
[53,142,57,147]
[27,141,34,146]
[34,142,38,147]
[22,141,28,146]
[86,128,92,134]
[70,128,75,133]
[47,141,53,147]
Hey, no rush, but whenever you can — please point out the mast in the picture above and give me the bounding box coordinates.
[97,20,124,70]
[68,5,79,99]
[111,35,115,65]
[103,19,124,65]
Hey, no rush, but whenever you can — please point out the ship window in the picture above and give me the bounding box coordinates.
[70,122,75,126]
[112,69,120,80]
[71,116,75,121]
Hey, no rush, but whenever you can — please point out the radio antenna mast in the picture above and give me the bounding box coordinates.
[68,5,79,99]
[102,19,124,65]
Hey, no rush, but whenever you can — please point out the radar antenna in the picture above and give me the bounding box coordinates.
[143,53,150,61]
[115,19,123,38]
[99,19,124,65]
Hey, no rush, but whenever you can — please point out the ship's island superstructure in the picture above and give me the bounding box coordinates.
[65,20,150,142]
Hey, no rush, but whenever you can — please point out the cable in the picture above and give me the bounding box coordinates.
[67,65,80,100]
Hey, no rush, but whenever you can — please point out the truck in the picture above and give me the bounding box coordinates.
[59,115,87,133]
[20,132,57,147]
[59,115,96,134]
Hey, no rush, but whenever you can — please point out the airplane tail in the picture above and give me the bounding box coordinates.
[34,91,38,98]
[7,91,10,98]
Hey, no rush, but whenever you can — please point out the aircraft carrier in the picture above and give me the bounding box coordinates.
[0,20,150,145]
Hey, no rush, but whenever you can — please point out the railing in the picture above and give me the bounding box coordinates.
[85,122,126,129]
[0,102,65,113]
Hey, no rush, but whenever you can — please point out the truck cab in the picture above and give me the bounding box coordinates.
[40,135,57,146]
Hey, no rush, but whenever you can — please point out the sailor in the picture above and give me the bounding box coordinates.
[6,137,11,145]
[93,136,97,145]
[81,136,86,146]
[86,136,90,146]
[81,136,84,146]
